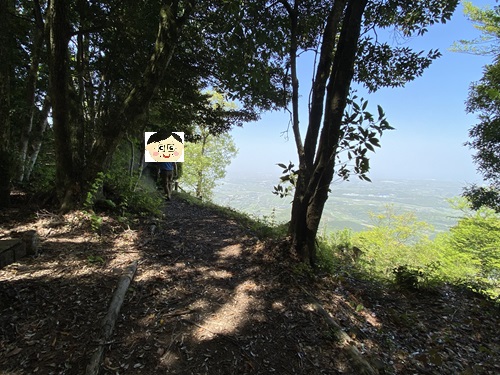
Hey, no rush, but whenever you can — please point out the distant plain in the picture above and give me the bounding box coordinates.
[212,175,467,234]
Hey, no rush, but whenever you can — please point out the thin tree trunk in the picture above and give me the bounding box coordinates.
[300,285,378,375]
[289,0,368,265]
[25,97,51,181]
[86,261,138,375]
[303,0,346,166]
[73,0,88,174]
[196,133,208,198]
[17,0,45,183]
[287,1,346,257]
[281,0,310,262]
[128,134,135,177]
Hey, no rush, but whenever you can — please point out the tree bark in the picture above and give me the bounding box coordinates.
[303,0,346,166]
[0,0,13,207]
[48,0,76,211]
[17,0,46,183]
[287,0,345,263]
[25,97,51,181]
[196,132,208,198]
[289,0,368,265]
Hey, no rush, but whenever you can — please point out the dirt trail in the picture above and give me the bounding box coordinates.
[100,198,344,374]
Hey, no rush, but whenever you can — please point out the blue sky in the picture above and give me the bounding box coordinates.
[226,1,494,184]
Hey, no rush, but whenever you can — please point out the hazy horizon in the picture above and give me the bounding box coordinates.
[212,173,467,234]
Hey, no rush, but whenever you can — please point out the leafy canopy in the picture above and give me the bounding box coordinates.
[180,92,238,200]
[451,1,500,55]
[463,56,500,211]
[449,2,500,211]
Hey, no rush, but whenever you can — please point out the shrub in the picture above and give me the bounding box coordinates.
[104,170,163,217]
[317,229,359,274]
[352,205,436,278]
[100,140,164,217]
[393,265,423,289]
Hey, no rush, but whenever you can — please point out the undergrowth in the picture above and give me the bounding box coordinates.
[316,204,500,301]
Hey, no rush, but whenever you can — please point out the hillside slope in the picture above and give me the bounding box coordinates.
[0,194,498,374]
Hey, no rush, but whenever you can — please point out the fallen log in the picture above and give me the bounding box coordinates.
[300,286,378,375]
[86,260,138,375]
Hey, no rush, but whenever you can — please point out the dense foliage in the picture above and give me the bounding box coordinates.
[464,60,500,211]
[180,132,237,201]
[454,2,500,211]
[315,202,500,300]
[0,0,286,210]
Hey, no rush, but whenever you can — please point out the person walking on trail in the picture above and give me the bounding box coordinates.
[158,162,177,200]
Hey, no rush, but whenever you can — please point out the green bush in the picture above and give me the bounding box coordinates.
[313,202,500,299]
[105,169,163,217]
[352,205,437,278]
[89,141,165,217]
[435,200,500,298]
[392,262,441,290]
[430,233,480,282]
[448,207,500,278]
[393,265,423,289]
[317,228,357,273]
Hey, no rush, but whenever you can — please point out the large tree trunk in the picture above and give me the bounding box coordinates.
[0,0,13,207]
[289,0,368,266]
[47,0,76,212]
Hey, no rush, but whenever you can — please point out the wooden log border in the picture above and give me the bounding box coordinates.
[300,285,378,375]
[86,260,138,375]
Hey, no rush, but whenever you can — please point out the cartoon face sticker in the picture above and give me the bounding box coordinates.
[145,131,184,162]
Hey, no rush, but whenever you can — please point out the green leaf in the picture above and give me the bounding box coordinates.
[377,105,384,119]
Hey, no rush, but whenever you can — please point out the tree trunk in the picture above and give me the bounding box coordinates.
[86,261,138,375]
[17,0,45,183]
[196,133,208,198]
[48,0,76,212]
[0,0,13,207]
[301,285,378,375]
[289,0,368,266]
[127,134,135,178]
[25,97,51,181]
